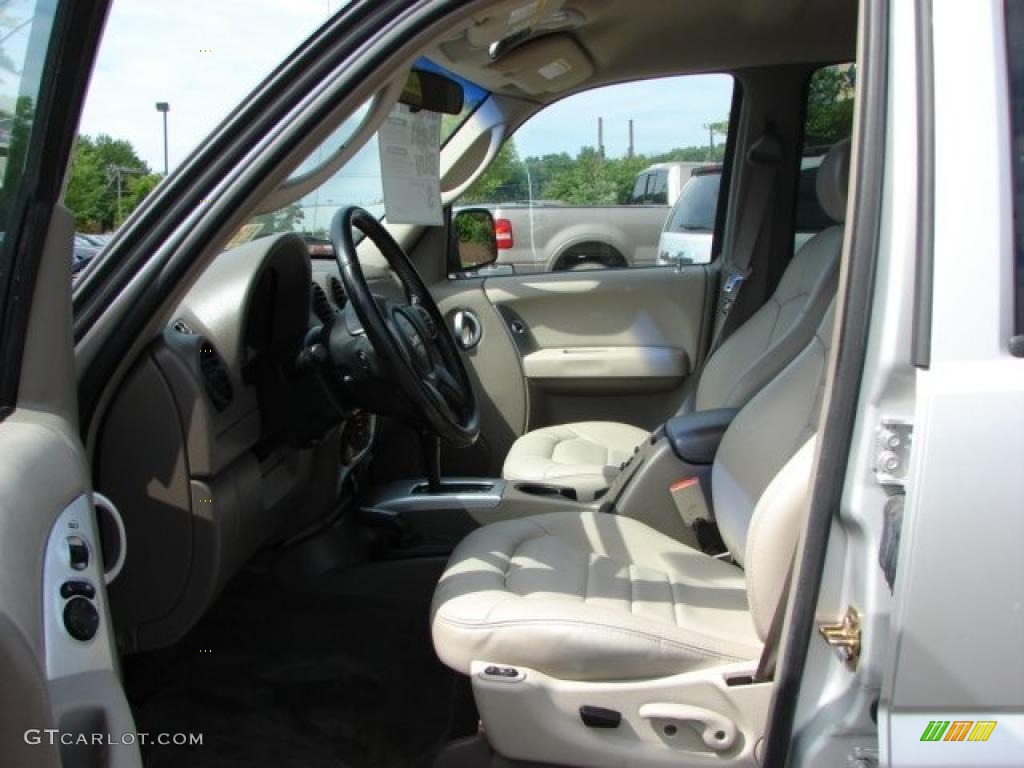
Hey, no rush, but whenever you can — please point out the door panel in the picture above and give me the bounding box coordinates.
[433,277,529,476]
[0,1,139,764]
[434,265,711,475]
[485,266,709,431]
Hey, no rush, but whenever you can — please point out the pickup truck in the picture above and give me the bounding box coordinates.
[471,162,702,272]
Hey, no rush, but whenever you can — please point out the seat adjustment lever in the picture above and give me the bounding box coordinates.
[638,703,737,751]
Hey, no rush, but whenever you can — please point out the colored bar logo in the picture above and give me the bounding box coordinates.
[920,720,997,742]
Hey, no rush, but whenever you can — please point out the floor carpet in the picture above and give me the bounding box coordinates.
[122,568,476,768]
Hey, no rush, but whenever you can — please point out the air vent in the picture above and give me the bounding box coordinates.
[172,319,195,334]
[198,342,233,412]
[311,281,334,324]
[328,276,347,309]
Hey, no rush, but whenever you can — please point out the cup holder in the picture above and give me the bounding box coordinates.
[515,483,578,501]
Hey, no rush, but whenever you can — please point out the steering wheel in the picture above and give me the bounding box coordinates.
[328,206,479,447]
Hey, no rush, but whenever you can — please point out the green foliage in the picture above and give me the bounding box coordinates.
[64,134,160,232]
[805,65,856,148]
[460,140,527,203]
[544,147,618,204]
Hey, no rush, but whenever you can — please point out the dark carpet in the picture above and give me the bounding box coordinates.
[122,568,476,768]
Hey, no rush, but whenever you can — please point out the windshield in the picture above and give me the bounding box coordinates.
[666,171,721,232]
[235,57,486,250]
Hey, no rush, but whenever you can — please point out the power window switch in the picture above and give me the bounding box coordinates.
[67,536,90,571]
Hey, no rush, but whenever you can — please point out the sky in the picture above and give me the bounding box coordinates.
[514,75,734,160]
[78,1,734,176]
[79,0,340,173]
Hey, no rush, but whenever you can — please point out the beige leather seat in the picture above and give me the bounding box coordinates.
[433,299,836,681]
[502,139,850,501]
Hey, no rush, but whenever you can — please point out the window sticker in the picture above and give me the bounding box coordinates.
[377,104,442,225]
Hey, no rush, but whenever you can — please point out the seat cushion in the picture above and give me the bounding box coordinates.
[501,422,649,500]
[431,511,762,681]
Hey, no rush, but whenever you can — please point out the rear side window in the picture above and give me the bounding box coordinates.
[666,172,721,233]
[794,64,856,248]
[650,170,669,204]
[1007,0,1024,343]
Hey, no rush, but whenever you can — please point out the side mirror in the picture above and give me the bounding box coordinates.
[453,208,498,271]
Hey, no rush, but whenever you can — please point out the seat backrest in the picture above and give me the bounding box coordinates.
[711,298,836,639]
[693,138,850,413]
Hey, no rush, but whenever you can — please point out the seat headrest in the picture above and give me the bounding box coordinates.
[815,138,851,224]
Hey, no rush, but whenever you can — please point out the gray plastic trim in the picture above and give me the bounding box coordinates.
[370,477,506,512]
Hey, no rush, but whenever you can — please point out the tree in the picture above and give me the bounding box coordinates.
[544,147,618,204]
[805,65,856,148]
[64,134,161,231]
[460,140,527,203]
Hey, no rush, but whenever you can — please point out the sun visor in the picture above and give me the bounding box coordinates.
[487,34,593,95]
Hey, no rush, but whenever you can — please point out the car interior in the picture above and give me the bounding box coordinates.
[69,0,861,766]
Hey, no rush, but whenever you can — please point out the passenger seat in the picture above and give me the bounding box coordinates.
[503,139,850,501]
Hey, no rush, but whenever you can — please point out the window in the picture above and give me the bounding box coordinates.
[650,170,669,204]
[0,1,57,237]
[793,64,856,251]
[233,59,485,252]
[456,74,735,273]
[64,1,352,276]
[1006,0,1024,342]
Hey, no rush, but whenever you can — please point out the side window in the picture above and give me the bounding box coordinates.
[630,173,649,205]
[455,74,735,273]
[794,64,856,251]
[650,170,669,205]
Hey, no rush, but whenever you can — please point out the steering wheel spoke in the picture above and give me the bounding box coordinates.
[328,206,479,448]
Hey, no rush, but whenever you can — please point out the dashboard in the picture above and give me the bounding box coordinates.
[96,233,376,652]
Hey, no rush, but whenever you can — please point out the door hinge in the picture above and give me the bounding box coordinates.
[818,606,861,667]
[874,419,913,488]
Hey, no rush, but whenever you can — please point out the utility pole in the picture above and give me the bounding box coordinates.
[705,122,714,160]
[597,117,604,158]
[628,120,634,158]
[107,165,144,225]
[155,102,170,175]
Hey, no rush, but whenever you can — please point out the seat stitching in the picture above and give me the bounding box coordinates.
[435,615,756,662]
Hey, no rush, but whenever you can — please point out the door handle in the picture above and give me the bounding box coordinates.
[638,702,737,751]
[452,309,482,350]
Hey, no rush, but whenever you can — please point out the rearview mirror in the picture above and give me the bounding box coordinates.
[453,208,498,270]
[400,69,465,115]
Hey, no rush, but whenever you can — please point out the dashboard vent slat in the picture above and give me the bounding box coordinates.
[198,342,233,412]
[328,276,347,309]
[311,281,334,324]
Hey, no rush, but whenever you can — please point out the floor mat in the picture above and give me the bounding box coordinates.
[123,568,476,768]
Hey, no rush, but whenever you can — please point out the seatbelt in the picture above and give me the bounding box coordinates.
[704,129,783,363]
[754,548,795,682]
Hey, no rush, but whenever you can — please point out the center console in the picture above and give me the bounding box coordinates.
[362,408,739,556]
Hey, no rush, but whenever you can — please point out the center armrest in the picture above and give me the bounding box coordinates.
[662,408,739,465]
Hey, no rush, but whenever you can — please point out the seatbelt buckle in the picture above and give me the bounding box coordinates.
[721,267,750,297]
[669,477,710,526]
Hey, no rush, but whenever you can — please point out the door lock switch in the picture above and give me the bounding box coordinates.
[60,580,96,600]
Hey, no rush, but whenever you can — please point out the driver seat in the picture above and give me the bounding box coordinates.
[431,299,836,765]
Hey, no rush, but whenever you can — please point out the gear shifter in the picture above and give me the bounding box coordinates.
[419,428,442,493]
